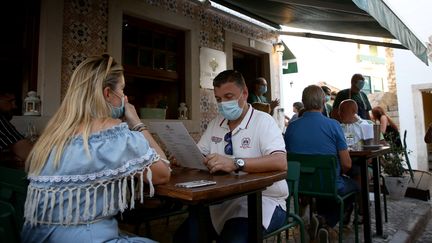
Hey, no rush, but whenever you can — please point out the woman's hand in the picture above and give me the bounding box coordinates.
[123,96,141,128]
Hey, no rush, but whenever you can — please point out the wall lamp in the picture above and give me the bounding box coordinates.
[274,42,285,53]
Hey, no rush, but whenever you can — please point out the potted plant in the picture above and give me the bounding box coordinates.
[382,131,414,200]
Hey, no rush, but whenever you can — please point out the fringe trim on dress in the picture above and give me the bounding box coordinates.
[24,164,154,226]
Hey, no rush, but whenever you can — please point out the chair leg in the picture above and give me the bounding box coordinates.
[381,175,388,222]
[339,200,344,243]
[299,218,306,243]
[354,197,359,243]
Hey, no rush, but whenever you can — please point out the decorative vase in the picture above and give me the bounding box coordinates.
[384,176,410,200]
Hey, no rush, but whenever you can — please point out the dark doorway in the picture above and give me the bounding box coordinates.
[232,48,262,92]
[422,91,432,171]
[0,0,40,115]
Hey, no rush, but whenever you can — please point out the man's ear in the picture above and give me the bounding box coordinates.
[243,86,249,97]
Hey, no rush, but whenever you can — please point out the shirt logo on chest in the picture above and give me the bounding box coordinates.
[240,137,251,149]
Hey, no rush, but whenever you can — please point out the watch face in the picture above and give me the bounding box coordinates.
[236,159,245,167]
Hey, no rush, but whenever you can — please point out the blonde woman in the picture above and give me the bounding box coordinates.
[22,55,170,243]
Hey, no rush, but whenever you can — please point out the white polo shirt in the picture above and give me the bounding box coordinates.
[198,105,288,234]
[340,116,374,145]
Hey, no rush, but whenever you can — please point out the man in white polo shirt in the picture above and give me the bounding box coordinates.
[174,70,288,243]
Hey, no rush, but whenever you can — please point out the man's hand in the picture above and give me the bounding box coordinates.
[270,98,280,110]
[204,153,236,173]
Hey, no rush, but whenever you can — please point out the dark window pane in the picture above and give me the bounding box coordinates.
[166,54,176,71]
[123,26,138,44]
[139,30,152,47]
[153,33,165,50]
[154,51,165,70]
[124,46,138,65]
[139,49,152,67]
[166,37,177,51]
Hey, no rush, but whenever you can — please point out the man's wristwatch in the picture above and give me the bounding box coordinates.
[234,158,245,173]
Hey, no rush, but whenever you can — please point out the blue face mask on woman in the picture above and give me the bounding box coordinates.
[218,96,243,121]
[109,91,125,119]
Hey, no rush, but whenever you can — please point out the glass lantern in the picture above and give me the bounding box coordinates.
[24,91,41,116]
[178,102,188,120]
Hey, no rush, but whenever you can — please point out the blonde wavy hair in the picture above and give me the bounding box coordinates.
[26,55,124,175]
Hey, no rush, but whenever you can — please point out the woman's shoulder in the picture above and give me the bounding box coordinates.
[92,118,122,133]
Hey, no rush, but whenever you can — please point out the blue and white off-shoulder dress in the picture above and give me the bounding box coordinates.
[22,123,160,243]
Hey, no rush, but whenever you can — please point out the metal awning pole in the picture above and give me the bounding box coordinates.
[278,31,407,49]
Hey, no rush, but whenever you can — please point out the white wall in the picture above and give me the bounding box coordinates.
[280,35,386,118]
[394,49,432,170]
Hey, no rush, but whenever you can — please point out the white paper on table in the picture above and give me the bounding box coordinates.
[148,121,208,171]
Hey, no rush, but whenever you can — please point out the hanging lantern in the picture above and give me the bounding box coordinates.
[24,91,41,116]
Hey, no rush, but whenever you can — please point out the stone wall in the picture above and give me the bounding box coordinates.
[385,47,397,94]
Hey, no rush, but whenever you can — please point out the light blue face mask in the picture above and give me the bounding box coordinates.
[356,80,365,90]
[218,96,243,121]
[109,91,125,119]
[259,85,267,94]
[325,95,331,102]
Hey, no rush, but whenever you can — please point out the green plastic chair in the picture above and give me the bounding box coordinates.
[0,200,21,243]
[0,166,28,229]
[289,153,359,243]
[264,161,305,243]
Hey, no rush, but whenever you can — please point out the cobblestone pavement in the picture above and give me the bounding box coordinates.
[119,195,432,243]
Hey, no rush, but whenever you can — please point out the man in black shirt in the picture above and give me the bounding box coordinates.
[331,74,372,121]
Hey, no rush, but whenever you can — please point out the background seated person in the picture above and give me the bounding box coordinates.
[0,89,33,167]
[175,70,288,243]
[22,55,171,243]
[339,99,374,149]
[284,85,359,242]
[248,77,280,114]
[321,85,333,118]
[287,101,304,125]
[339,99,374,219]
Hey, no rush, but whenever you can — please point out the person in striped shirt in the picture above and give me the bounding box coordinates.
[0,90,33,163]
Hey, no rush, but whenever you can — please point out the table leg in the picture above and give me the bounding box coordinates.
[360,157,372,243]
[248,191,263,243]
[372,157,384,236]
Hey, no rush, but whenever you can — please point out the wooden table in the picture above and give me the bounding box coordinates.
[350,145,391,243]
[155,167,286,243]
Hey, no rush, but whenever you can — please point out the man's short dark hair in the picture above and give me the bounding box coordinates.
[252,77,266,85]
[351,73,364,83]
[293,102,304,110]
[321,85,331,96]
[213,70,246,89]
